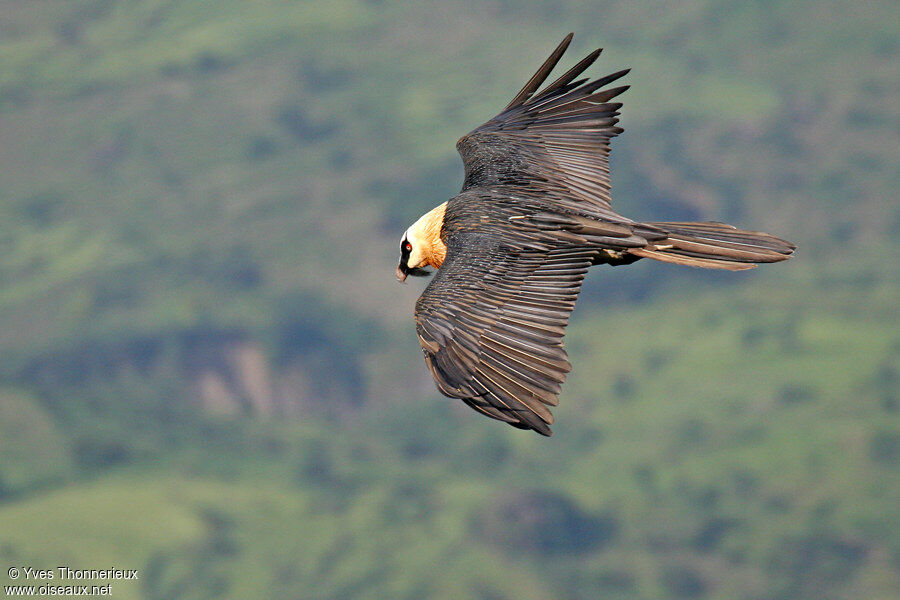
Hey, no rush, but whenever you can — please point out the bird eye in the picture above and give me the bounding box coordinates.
[403,242,412,252]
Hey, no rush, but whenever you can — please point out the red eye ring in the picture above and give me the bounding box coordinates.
[404,242,412,252]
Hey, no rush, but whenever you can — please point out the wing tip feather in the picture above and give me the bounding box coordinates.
[505,33,576,110]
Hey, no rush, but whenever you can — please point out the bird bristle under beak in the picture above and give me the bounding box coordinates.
[396,264,408,283]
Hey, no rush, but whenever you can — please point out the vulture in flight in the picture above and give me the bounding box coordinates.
[396,34,795,436]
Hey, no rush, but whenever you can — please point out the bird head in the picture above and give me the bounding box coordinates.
[396,203,447,282]
[396,226,432,282]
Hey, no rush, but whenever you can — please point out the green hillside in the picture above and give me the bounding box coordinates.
[0,1,897,599]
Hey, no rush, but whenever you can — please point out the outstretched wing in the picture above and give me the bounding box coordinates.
[457,33,630,222]
[415,232,595,436]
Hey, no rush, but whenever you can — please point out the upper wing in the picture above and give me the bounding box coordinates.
[457,33,630,222]
[414,232,595,436]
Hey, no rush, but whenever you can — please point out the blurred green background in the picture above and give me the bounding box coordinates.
[0,1,897,598]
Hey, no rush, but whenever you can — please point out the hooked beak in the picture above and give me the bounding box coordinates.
[396,263,431,282]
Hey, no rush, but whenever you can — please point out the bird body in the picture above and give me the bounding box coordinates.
[397,34,795,436]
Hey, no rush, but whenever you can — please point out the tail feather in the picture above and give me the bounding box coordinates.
[629,221,795,271]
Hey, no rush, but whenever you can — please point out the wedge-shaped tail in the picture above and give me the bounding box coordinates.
[630,221,796,271]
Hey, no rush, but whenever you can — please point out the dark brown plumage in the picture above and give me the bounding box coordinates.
[398,34,795,436]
